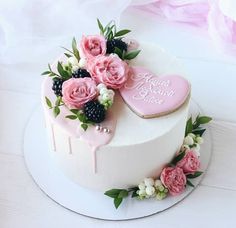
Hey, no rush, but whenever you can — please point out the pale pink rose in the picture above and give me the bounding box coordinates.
[177,150,200,174]
[89,54,129,89]
[80,35,106,59]
[62,78,98,109]
[160,167,186,196]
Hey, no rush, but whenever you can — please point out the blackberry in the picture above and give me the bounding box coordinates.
[106,39,128,54]
[72,69,91,78]
[52,77,64,97]
[84,100,106,123]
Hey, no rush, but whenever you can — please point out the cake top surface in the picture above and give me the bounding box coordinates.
[42,19,191,148]
[42,42,190,146]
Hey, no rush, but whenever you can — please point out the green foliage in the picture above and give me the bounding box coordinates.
[104,187,138,209]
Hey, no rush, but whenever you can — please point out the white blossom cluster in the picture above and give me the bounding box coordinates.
[97,84,115,109]
[182,133,204,157]
[137,178,168,200]
[67,56,87,72]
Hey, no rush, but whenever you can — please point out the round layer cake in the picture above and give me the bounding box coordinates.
[42,42,190,191]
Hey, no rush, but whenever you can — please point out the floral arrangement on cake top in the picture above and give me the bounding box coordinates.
[42,19,140,131]
[105,115,212,209]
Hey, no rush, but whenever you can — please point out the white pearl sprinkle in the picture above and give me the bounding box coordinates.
[103,127,110,134]
[95,125,101,131]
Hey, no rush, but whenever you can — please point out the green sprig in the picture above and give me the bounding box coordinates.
[97,19,131,41]
[185,115,212,137]
[104,187,138,209]
[65,109,95,131]
[45,96,64,118]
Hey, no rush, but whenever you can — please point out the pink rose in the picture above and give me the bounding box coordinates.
[160,167,186,196]
[177,150,200,174]
[89,54,129,89]
[62,78,98,109]
[80,35,106,59]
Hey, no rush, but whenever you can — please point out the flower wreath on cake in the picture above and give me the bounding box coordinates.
[42,19,212,209]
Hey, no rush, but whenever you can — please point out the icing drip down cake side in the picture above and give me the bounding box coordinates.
[42,42,190,191]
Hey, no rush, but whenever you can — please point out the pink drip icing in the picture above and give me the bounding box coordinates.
[77,111,116,173]
[51,124,56,151]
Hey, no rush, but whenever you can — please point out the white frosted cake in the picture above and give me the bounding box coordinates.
[41,20,211,209]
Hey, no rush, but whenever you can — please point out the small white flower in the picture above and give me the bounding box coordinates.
[68,56,78,66]
[98,95,103,103]
[72,65,79,72]
[194,143,201,152]
[144,178,154,187]
[138,182,146,190]
[188,133,196,139]
[102,93,111,101]
[154,179,162,188]
[97,83,106,91]
[192,144,201,157]
[78,58,87,68]
[181,144,190,151]
[145,186,155,196]
[184,135,194,146]
[138,189,146,196]
[196,136,204,144]
[156,192,167,200]
[158,185,165,192]
[107,89,115,97]
[100,88,108,95]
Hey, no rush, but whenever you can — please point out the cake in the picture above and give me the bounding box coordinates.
[41,20,211,209]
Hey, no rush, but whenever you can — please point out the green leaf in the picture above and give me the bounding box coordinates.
[49,73,56,77]
[131,190,139,198]
[104,20,113,33]
[57,62,70,79]
[65,115,77,120]
[114,47,123,59]
[115,29,131,37]
[118,190,128,198]
[45,97,52,108]
[53,106,60,117]
[97,18,104,34]
[61,46,74,55]
[185,117,193,136]
[72,37,80,60]
[187,171,203,179]
[171,151,186,165]
[124,50,141,60]
[105,25,115,40]
[81,123,88,131]
[55,96,62,106]
[186,179,195,187]
[64,53,72,58]
[41,71,51,75]
[197,116,212,125]
[114,197,123,209]
[78,114,87,123]
[70,109,79,115]
[48,63,52,71]
[192,128,206,137]
[104,189,123,198]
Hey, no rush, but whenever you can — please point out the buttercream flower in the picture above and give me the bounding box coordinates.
[80,35,106,59]
[160,167,186,196]
[177,150,200,174]
[89,54,129,89]
[62,78,98,109]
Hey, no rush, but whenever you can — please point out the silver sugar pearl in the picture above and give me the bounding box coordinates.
[95,125,101,131]
[103,127,111,134]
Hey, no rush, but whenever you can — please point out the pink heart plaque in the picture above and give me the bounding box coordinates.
[119,67,191,118]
